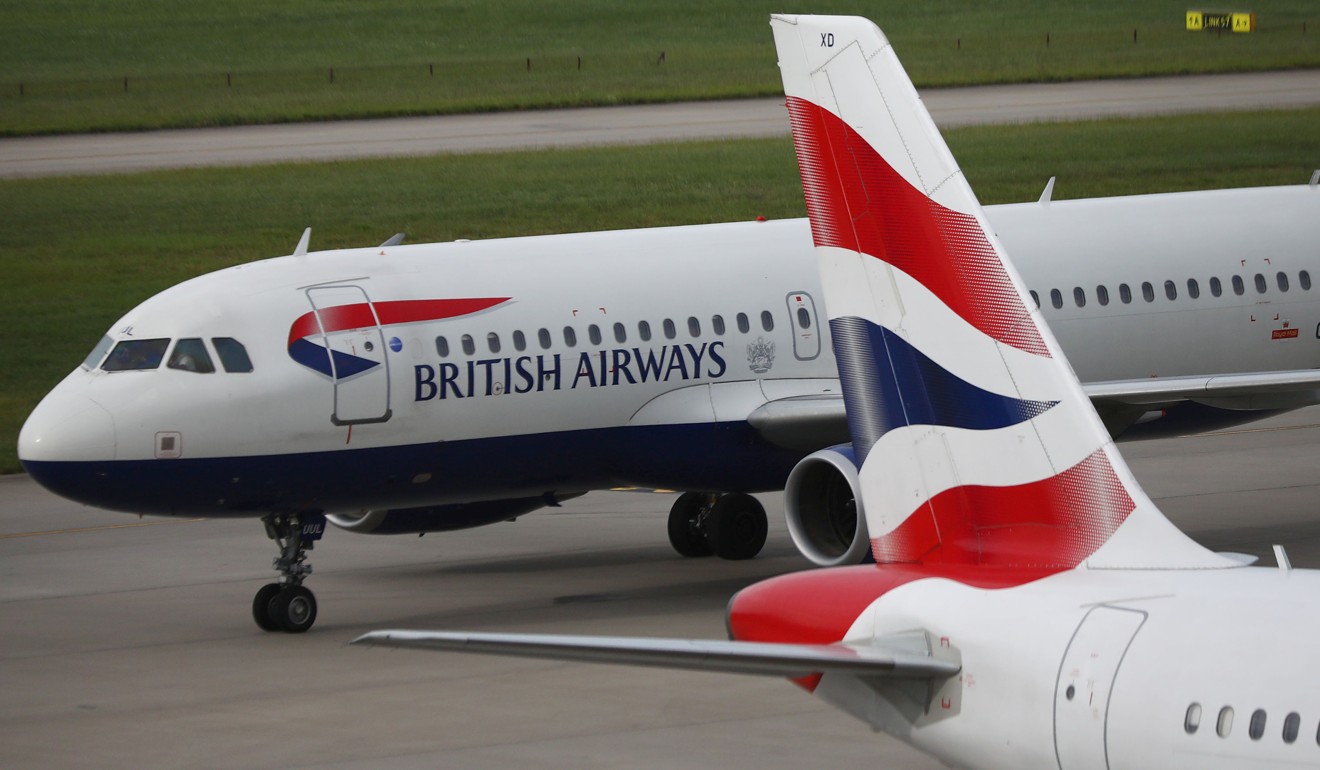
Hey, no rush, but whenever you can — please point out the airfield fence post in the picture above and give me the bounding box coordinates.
[1133,27,1138,43]
[429,63,434,76]
[227,72,232,87]
[577,55,582,70]
[957,37,961,50]
[1046,32,1050,47]
[526,57,531,71]
[329,67,335,83]
[123,76,129,92]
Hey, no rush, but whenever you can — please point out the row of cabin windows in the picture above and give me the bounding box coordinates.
[1032,270,1313,311]
[1185,703,1316,745]
[434,310,778,358]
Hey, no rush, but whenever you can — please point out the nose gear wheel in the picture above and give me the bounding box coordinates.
[253,513,323,633]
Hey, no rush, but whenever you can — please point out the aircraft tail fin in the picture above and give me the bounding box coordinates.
[771,14,1233,570]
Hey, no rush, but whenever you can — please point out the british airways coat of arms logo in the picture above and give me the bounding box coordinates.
[746,336,775,374]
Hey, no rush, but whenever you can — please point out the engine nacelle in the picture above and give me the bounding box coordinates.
[783,445,871,567]
[327,494,579,535]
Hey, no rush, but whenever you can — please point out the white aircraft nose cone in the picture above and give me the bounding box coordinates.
[18,391,117,463]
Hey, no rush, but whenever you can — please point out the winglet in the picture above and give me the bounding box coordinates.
[771,14,1234,570]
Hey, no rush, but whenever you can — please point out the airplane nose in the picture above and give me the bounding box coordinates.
[18,391,117,464]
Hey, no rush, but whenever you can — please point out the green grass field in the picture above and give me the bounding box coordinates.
[2,0,1318,134]
[2,106,1318,472]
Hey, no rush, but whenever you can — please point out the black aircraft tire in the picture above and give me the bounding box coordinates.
[271,585,318,634]
[252,582,283,632]
[707,493,768,561]
[667,491,713,558]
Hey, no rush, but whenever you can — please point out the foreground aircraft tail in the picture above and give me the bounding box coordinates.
[770,14,1232,571]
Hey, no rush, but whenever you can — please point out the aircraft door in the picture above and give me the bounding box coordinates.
[305,285,392,425]
[786,291,821,361]
[1053,606,1146,770]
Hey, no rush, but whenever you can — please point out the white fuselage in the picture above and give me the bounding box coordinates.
[823,566,1320,770]
[18,185,1320,517]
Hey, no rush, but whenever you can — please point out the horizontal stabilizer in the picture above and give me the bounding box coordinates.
[351,629,960,679]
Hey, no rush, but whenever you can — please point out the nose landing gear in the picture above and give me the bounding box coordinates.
[253,512,325,633]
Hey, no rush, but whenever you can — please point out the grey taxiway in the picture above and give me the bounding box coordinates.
[4,406,1320,768]
[2,70,1318,178]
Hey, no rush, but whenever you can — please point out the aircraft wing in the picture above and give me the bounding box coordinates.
[748,394,850,450]
[351,629,959,679]
[1084,369,1320,406]
[748,370,1320,448]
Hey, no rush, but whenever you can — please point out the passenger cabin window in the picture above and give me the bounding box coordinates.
[461,335,475,355]
[1283,712,1300,744]
[687,317,701,337]
[1096,285,1109,306]
[1119,283,1132,304]
[736,313,750,334]
[1050,289,1063,309]
[1255,273,1268,294]
[212,338,253,373]
[1278,272,1290,292]
[513,330,526,352]
[1232,276,1245,295]
[662,319,677,340]
[1029,290,1040,308]
[613,323,626,343]
[1184,703,1202,735]
[760,310,775,332]
[638,320,652,342]
[588,325,602,346]
[82,335,114,370]
[1187,278,1200,299]
[1249,709,1266,740]
[167,338,215,373]
[537,328,551,350]
[1217,706,1235,738]
[563,326,577,347]
[796,307,812,328]
[487,332,501,354]
[1142,282,1155,303]
[1164,280,1177,301]
[712,315,726,335]
[102,338,170,372]
[1301,270,1312,290]
[1210,277,1223,297]
[1073,287,1086,308]
[435,336,450,357]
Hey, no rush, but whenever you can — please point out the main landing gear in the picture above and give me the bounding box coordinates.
[253,512,326,633]
[666,491,768,560]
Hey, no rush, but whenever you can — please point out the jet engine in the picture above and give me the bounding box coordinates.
[327,494,579,535]
[783,446,871,566]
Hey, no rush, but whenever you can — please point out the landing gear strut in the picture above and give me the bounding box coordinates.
[253,512,326,633]
[666,492,767,560]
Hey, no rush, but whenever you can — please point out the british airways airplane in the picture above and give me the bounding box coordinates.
[354,16,1320,768]
[17,63,1320,637]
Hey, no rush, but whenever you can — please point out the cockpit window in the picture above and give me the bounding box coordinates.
[82,335,115,370]
[102,338,171,371]
[167,338,215,373]
[212,338,254,373]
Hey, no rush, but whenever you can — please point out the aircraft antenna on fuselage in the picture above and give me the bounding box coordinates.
[293,226,312,257]
[1038,177,1056,205]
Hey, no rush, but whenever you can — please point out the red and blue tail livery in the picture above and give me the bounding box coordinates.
[773,14,1226,571]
